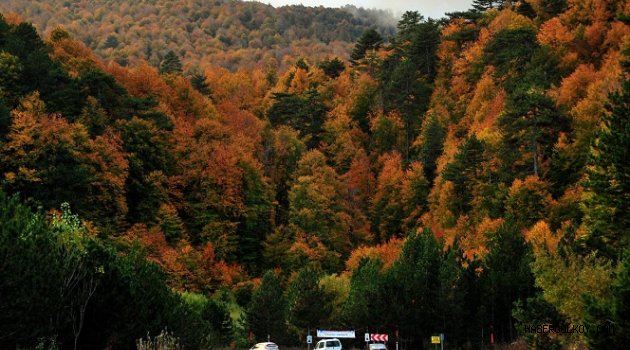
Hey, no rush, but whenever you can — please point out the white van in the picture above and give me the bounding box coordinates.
[315,338,342,350]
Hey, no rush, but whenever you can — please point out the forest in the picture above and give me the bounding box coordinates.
[0,0,396,70]
[0,0,629,349]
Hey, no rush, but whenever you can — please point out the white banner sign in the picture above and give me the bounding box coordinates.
[317,330,356,338]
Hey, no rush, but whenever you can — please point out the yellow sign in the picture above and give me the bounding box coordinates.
[431,336,440,344]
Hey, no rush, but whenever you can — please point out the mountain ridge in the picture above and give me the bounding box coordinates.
[0,0,397,70]
[1,0,629,349]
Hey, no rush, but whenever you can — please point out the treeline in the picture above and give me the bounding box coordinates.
[1,0,630,348]
[241,226,533,349]
[0,191,232,349]
[0,0,396,70]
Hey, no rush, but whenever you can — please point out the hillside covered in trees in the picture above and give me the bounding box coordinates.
[1,0,630,349]
[0,0,396,70]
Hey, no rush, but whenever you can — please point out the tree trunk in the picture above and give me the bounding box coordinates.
[533,139,538,177]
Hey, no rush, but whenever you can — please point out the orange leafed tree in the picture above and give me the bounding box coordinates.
[1,93,129,229]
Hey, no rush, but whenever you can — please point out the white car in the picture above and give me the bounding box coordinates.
[368,343,387,350]
[250,342,279,350]
[315,338,342,350]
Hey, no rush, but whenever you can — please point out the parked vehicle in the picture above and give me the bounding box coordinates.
[368,343,387,350]
[250,342,279,350]
[315,338,342,350]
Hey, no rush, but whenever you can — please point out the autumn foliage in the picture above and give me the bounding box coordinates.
[1,0,629,348]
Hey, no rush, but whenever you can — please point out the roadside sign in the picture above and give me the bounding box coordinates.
[365,333,370,342]
[370,334,388,342]
[431,336,440,344]
[317,330,356,338]
[307,335,313,344]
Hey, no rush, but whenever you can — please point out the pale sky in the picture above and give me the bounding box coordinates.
[255,0,474,19]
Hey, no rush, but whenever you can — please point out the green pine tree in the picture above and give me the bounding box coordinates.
[582,65,630,259]
[515,0,537,19]
[267,89,329,149]
[0,98,10,138]
[342,258,386,330]
[499,89,566,179]
[237,162,274,274]
[318,58,345,78]
[418,114,445,183]
[385,229,442,346]
[0,191,65,347]
[246,271,287,343]
[443,135,486,216]
[103,34,119,49]
[157,203,185,243]
[189,70,211,96]
[483,27,538,79]
[584,249,630,348]
[538,0,567,20]
[481,221,535,344]
[350,29,383,65]
[160,50,183,75]
[287,266,332,336]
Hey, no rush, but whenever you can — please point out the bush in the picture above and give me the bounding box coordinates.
[136,329,182,350]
